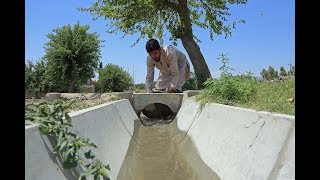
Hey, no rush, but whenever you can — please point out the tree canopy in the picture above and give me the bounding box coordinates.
[97,63,134,92]
[43,22,103,92]
[80,0,247,88]
[80,0,246,45]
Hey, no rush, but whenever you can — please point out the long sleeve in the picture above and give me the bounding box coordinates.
[145,57,155,93]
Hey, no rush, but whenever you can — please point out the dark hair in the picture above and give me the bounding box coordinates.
[146,39,160,53]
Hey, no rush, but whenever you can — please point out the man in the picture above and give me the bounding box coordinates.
[145,38,190,93]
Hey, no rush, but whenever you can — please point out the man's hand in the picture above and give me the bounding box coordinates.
[165,87,177,93]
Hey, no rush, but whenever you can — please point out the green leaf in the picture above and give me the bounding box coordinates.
[94,174,100,180]
[59,140,68,151]
[63,159,77,169]
[64,147,74,160]
[64,113,72,124]
[79,172,92,180]
[84,150,95,159]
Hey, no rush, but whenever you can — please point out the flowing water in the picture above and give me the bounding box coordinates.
[117,116,220,180]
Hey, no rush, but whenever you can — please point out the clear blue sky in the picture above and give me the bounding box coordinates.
[26,0,295,84]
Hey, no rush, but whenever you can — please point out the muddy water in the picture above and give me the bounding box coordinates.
[117,117,220,180]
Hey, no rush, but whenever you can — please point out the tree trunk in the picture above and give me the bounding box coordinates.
[68,79,76,93]
[180,36,212,89]
[176,0,212,89]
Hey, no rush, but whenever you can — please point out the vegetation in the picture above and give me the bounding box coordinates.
[43,22,103,93]
[260,64,294,81]
[25,100,110,180]
[133,83,147,93]
[197,53,258,105]
[25,58,47,97]
[196,53,295,115]
[237,78,294,115]
[97,63,134,92]
[184,71,198,90]
[79,0,248,88]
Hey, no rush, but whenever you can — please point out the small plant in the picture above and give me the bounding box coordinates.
[25,100,110,180]
[184,71,198,90]
[197,53,258,105]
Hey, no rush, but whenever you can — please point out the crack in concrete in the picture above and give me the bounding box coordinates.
[244,115,264,128]
[248,119,266,148]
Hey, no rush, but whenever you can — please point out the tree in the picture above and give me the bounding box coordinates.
[268,66,278,80]
[25,60,33,90]
[25,59,47,97]
[79,0,247,88]
[260,69,268,80]
[97,63,134,92]
[183,71,198,90]
[43,22,103,93]
[288,64,295,76]
[279,66,287,76]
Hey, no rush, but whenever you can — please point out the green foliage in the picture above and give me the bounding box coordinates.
[25,59,47,96]
[97,63,134,92]
[25,100,110,180]
[197,53,258,105]
[287,64,295,76]
[135,83,145,91]
[241,78,295,115]
[43,22,103,93]
[79,0,248,46]
[133,83,146,92]
[261,65,295,81]
[183,71,198,90]
[279,66,287,76]
[260,66,279,80]
[25,60,33,89]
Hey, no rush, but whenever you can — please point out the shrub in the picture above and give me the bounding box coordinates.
[183,71,198,90]
[97,63,133,92]
[197,53,258,105]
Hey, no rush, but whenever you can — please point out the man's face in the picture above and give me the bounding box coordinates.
[149,50,161,62]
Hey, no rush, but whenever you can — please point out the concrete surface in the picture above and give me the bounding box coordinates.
[175,97,295,180]
[25,94,295,180]
[25,99,138,180]
[129,93,183,117]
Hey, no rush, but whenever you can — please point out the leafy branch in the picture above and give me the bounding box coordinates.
[25,100,110,180]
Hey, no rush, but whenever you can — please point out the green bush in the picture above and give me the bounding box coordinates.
[183,71,198,90]
[97,63,133,92]
[25,59,47,97]
[133,83,146,92]
[197,53,258,105]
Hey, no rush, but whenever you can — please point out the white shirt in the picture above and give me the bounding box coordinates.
[145,45,188,92]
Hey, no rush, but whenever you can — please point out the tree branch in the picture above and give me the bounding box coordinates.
[161,0,179,12]
[199,0,215,17]
[177,0,192,35]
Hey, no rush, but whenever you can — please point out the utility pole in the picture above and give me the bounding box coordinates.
[132,65,135,85]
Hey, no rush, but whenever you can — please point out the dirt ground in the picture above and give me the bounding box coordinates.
[25,94,121,113]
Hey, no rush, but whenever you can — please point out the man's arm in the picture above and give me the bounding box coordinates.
[145,58,155,93]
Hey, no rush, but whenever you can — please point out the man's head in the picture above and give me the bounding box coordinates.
[146,39,161,62]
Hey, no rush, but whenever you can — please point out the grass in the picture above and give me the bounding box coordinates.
[197,77,295,116]
[238,78,295,115]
